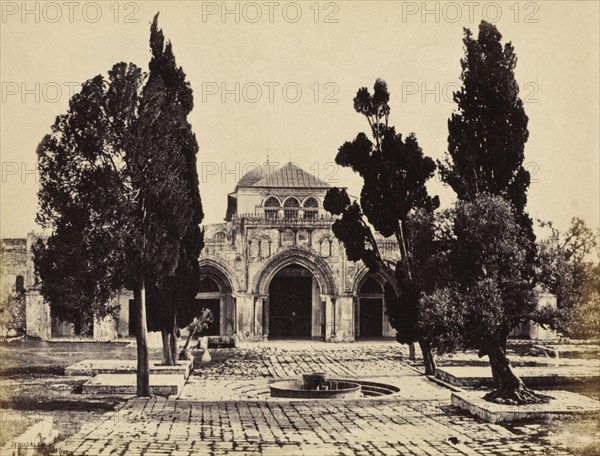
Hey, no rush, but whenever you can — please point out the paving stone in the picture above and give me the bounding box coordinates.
[51,342,594,455]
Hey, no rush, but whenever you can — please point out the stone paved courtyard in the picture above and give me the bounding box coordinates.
[49,341,596,455]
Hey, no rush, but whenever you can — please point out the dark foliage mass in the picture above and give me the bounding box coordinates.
[324,79,439,373]
[336,80,438,239]
[439,21,533,239]
[143,15,205,365]
[34,13,203,392]
[427,21,551,405]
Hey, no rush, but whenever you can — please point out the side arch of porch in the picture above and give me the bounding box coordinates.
[352,261,397,339]
[197,258,239,336]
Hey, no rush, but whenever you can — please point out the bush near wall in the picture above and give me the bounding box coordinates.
[566,293,600,340]
[0,291,26,337]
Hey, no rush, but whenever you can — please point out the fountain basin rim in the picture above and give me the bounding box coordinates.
[269,380,362,399]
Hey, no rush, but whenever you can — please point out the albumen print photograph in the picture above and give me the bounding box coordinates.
[0,1,599,455]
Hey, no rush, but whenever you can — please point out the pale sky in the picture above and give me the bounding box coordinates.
[1,1,598,238]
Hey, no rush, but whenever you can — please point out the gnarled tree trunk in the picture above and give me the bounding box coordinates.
[419,339,436,375]
[484,343,549,405]
[134,281,150,397]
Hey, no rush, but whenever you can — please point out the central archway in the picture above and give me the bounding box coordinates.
[254,247,337,296]
[268,264,314,338]
[254,247,337,340]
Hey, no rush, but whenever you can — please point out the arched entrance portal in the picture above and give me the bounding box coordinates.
[357,277,384,338]
[253,248,338,340]
[196,278,223,336]
[268,264,316,339]
[195,262,236,336]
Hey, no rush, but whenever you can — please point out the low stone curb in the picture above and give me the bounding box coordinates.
[425,374,463,393]
[82,373,186,397]
[437,365,599,387]
[65,359,193,378]
[73,358,195,397]
[451,390,600,423]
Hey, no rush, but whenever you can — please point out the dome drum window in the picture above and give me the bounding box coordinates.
[283,197,300,219]
[261,195,320,220]
[264,196,281,219]
[303,197,319,220]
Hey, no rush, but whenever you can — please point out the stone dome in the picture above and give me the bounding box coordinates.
[236,164,268,188]
[235,162,330,190]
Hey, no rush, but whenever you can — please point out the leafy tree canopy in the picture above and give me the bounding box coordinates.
[420,194,549,404]
[536,218,599,337]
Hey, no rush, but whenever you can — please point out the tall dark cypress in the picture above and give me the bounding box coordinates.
[440,21,533,239]
[145,13,205,365]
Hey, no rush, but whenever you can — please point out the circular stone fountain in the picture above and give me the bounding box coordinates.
[270,372,363,399]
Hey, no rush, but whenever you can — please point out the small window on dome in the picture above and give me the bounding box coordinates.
[303,197,318,208]
[264,196,280,207]
[214,232,226,242]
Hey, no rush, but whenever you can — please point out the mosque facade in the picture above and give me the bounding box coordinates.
[1,163,400,341]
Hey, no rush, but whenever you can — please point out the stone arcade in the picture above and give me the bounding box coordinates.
[1,162,401,341]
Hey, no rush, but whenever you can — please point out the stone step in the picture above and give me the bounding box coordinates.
[81,373,186,397]
[436,365,599,387]
[325,379,400,397]
[206,336,236,348]
[361,386,398,396]
[65,359,193,378]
